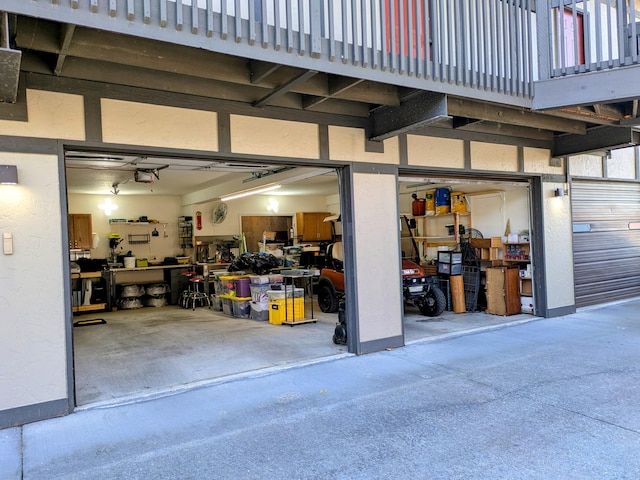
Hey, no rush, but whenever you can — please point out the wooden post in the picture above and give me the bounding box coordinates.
[450,275,466,313]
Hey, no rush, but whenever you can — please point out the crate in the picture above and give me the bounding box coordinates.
[269,298,305,325]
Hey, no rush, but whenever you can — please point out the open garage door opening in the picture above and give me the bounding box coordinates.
[65,150,347,407]
[398,174,538,342]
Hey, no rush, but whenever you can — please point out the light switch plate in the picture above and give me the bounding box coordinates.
[3,232,13,255]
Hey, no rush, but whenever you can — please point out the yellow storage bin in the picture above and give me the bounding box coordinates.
[269,298,305,325]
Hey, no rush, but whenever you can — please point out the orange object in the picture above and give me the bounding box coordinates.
[196,211,202,230]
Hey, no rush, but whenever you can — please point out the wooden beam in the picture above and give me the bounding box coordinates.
[249,60,280,84]
[448,98,587,135]
[253,70,318,108]
[54,23,75,76]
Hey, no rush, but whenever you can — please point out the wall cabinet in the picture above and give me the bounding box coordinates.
[485,266,521,315]
[295,212,333,242]
[69,214,92,250]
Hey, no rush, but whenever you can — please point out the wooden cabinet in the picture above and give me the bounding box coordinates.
[485,266,521,315]
[69,214,92,250]
[295,212,333,242]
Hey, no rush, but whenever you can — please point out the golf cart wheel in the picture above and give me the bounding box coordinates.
[318,284,340,313]
[419,286,446,317]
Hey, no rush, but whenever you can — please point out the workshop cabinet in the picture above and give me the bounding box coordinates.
[295,212,333,241]
[69,214,92,250]
[485,266,521,315]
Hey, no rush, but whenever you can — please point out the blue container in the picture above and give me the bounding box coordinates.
[435,187,451,215]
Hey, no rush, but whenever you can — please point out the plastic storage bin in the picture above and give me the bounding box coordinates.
[269,297,305,324]
[231,297,251,318]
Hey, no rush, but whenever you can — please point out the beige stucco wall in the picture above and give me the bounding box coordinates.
[102,99,218,151]
[329,126,400,164]
[523,147,563,175]
[352,172,403,343]
[542,182,575,309]
[607,147,636,179]
[407,136,465,169]
[231,116,319,158]
[0,153,67,411]
[471,142,518,171]
[0,90,85,140]
[569,154,603,177]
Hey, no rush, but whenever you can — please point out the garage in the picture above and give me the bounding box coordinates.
[66,151,541,407]
[571,180,640,307]
[397,175,537,320]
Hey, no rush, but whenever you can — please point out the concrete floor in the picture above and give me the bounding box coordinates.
[73,301,536,407]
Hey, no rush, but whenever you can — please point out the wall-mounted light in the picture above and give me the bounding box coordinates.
[0,165,18,184]
[220,183,281,202]
[554,184,569,197]
[98,198,118,216]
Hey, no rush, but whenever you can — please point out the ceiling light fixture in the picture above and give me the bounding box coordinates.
[220,183,281,202]
[98,198,118,216]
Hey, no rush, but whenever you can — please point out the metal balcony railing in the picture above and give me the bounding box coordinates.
[537,0,640,79]
[4,0,538,106]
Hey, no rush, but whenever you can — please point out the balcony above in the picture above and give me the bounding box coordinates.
[1,1,639,155]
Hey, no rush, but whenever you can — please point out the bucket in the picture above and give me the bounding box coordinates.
[451,191,467,213]
[435,188,451,215]
[234,277,251,298]
[425,190,435,216]
[124,256,136,268]
[411,194,425,216]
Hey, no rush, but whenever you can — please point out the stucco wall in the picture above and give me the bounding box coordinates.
[329,126,400,164]
[0,153,67,411]
[542,183,575,309]
[406,136,465,168]
[352,172,403,343]
[231,116,319,158]
[102,99,218,151]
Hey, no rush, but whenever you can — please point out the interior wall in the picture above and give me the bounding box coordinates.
[0,153,68,412]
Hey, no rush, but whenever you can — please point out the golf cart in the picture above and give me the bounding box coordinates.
[317,215,446,317]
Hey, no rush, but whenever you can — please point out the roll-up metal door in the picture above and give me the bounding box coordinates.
[572,181,640,307]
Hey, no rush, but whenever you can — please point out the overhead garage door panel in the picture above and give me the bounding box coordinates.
[572,181,640,307]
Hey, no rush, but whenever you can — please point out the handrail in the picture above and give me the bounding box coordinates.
[4,1,540,103]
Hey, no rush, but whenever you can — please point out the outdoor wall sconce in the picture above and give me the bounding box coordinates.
[0,165,18,184]
[554,184,569,197]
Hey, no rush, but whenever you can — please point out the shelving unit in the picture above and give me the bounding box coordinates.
[178,216,193,249]
[412,212,471,257]
[503,242,530,262]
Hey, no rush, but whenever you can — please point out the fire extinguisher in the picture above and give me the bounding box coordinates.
[196,211,202,230]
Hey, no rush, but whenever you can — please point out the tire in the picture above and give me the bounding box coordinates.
[318,283,340,313]
[332,324,347,345]
[418,285,446,317]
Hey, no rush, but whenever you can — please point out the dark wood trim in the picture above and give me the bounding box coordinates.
[83,95,102,143]
[318,124,329,160]
[217,112,231,153]
[0,135,58,154]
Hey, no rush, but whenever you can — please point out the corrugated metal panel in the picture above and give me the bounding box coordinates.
[572,181,640,307]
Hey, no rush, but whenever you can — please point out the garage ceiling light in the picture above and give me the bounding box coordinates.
[220,183,281,202]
